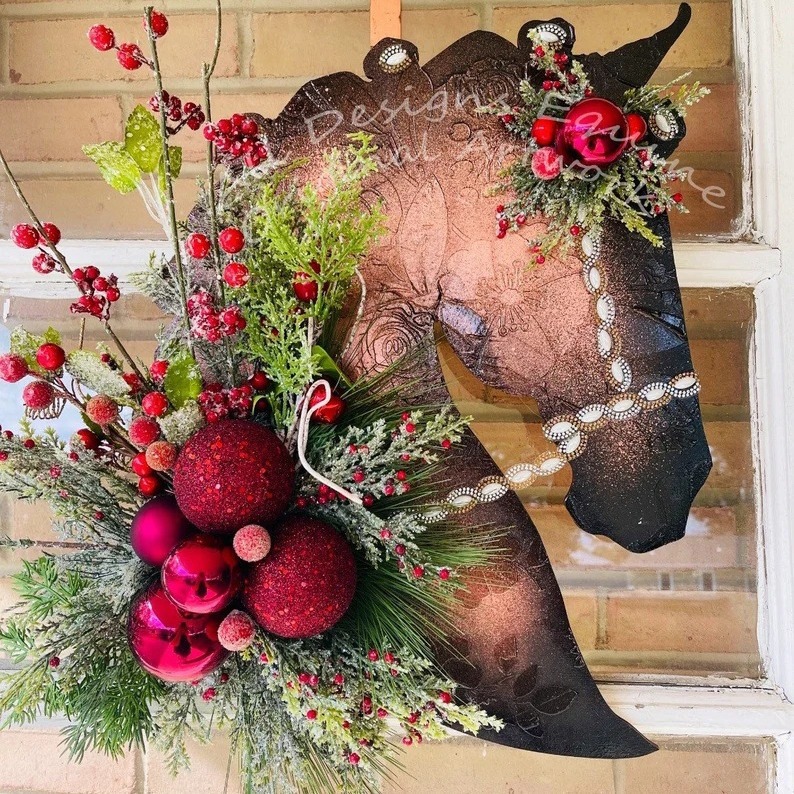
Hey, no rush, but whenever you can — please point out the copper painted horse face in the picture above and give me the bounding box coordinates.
[254,2,711,759]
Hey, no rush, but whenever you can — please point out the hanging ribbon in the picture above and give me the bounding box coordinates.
[296,379,363,506]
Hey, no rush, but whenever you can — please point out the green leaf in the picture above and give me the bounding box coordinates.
[157,146,182,196]
[83,142,142,195]
[163,354,202,409]
[311,345,351,388]
[124,105,163,173]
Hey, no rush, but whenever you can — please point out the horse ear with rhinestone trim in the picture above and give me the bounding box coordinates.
[248,1,709,759]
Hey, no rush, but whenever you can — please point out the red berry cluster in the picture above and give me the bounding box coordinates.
[10,222,60,250]
[203,115,268,168]
[69,266,120,320]
[187,290,246,342]
[148,91,205,134]
[197,383,255,423]
[87,10,168,71]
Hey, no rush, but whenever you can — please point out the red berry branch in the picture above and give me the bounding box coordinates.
[0,148,146,383]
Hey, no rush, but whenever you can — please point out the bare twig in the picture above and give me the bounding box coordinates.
[144,6,193,346]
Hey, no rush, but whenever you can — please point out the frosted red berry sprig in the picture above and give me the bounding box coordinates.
[187,290,246,343]
[203,115,268,168]
[148,90,206,135]
[69,266,120,320]
[88,10,170,71]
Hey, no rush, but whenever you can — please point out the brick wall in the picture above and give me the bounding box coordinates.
[0,0,739,240]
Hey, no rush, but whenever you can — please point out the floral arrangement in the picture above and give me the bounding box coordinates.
[0,7,502,793]
[483,28,709,263]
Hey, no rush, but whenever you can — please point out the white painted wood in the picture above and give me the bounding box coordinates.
[602,684,794,738]
[0,240,782,296]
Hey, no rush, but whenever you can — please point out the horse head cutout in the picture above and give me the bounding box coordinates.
[235,1,711,759]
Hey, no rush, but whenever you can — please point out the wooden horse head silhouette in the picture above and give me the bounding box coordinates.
[248,1,710,759]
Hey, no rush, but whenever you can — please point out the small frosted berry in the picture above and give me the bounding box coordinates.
[402,736,413,746]
[377,707,388,718]
[394,544,406,556]
[223,261,250,288]
[293,260,321,303]
[202,687,216,702]
[0,353,28,383]
[23,381,55,410]
[145,440,177,472]
[10,224,39,249]
[72,428,100,451]
[218,227,245,254]
[672,192,683,203]
[147,10,169,38]
[131,451,153,477]
[348,753,360,766]
[23,439,35,449]
[85,395,119,426]
[233,524,272,562]
[32,253,56,274]
[412,565,424,579]
[438,690,452,704]
[149,359,169,380]
[88,24,115,51]
[218,609,256,651]
[36,343,65,371]
[41,223,61,245]
[185,232,211,259]
[106,287,121,302]
[141,391,169,417]
[49,656,61,669]
[138,474,162,497]
[116,42,144,70]
[306,709,317,721]
[129,415,160,446]
[441,438,452,450]
[362,493,375,508]
[439,568,451,581]
[367,649,379,662]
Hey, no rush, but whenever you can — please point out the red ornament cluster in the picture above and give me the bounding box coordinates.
[203,115,268,168]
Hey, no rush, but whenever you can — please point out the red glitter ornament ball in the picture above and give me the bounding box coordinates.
[172,419,294,533]
[161,534,241,614]
[128,581,228,682]
[242,514,357,639]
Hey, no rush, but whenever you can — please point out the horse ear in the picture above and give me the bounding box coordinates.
[600,2,691,88]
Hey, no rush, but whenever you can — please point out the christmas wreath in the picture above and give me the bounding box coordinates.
[0,7,501,793]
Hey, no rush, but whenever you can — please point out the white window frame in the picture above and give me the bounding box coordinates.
[1,0,793,788]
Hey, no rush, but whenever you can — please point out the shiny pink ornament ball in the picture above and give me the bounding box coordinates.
[557,97,629,167]
[162,534,242,614]
[172,419,294,533]
[242,514,357,639]
[128,582,228,682]
[130,494,194,567]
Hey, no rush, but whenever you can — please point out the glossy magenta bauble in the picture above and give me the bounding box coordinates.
[556,97,629,167]
[172,419,294,533]
[161,534,242,613]
[242,514,357,639]
[130,494,194,567]
[128,582,228,682]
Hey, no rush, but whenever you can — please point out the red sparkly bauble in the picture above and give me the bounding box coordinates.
[556,97,629,167]
[130,494,194,567]
[242,514,357,639]
[173,419,294,533]
[128,581,228,682]
[162,534,241,613]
